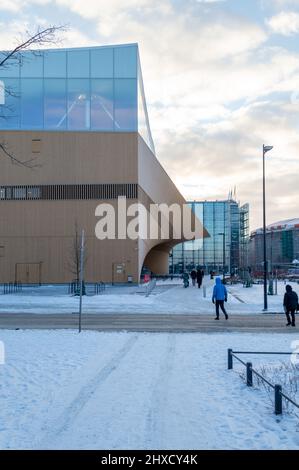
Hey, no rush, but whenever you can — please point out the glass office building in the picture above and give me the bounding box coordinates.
[170,200,250,274]
[249,218,299,270]
[0,43,155,153]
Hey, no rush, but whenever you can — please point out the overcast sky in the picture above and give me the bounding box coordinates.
[1,0,299,230]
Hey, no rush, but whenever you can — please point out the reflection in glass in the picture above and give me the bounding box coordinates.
[114,46,137,78]
[67,50,89,78]
[0,45,154,149]
[0,78,20,128]
[67,79,90,130]
[114,79,137,131]
[0,55,20,77]
[20,52,43,77]
[21,78,43,128]
[91,48,113,78]
[44,79,67,129]
[91,79,114,130]
[44,51,66,78]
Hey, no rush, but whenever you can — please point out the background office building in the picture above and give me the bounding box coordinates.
[0,43,195,284]
[249,218,299,270]
[170,200,249,274]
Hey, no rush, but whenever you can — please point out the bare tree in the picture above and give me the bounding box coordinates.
[68,222,88,284]
[0,25,67,168]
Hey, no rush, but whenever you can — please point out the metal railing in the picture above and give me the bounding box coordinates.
[228,349,299,415]
[93,282,105,295]
[68,281,105,296]
[2,282,22,294]
[146,278,156,297]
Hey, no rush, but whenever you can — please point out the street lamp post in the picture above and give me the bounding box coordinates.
[262,144,273,311]
[218,232,226,281]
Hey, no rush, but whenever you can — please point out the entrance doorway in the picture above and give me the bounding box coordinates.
[15,262,42,285]
[112,262,127,284]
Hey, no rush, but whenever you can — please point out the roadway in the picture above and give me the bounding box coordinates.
[0,312,297,333]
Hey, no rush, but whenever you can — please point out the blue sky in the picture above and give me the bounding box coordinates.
[1,0,299,229]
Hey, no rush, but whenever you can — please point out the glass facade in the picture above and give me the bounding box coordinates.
[0,44,155,153]
[170,200,249,274]
[249,225,299,269]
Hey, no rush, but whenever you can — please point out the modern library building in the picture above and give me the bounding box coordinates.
[0,43,199,284]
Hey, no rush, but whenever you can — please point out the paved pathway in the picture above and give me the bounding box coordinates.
[0,312,297,332]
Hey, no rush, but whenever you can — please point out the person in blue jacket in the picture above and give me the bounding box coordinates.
[212,277,228,320]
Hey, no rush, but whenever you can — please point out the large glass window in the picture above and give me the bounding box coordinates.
[91,79,114,130]
[44,79,67,129]
[114,79,137,131]
[0,56,20,77]
[114,46,137,78]
[67,50,89,78]
[21,78,43,128]
[44,51,66,78]
[20,52,43,77]
[0,45,153,139]
[0,78,20,128]
[67,79,90,130]
[91,48,113,78]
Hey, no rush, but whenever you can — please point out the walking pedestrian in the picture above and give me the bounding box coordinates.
[190,268,197,287]
[196,268,203,289]
[182,272,189,288]
[283,285,298,327]
[212,277,228,320]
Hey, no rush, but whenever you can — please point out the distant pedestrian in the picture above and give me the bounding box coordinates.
[283,285,298,327]
[182,272,189,288]
[201,269,205,279]
[196,268,203,289]
[210,270,214,280]
[212,277,228,320]
[190,269,197,287]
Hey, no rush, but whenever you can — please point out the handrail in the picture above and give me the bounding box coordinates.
[250,366,275,389]
[231,353,247,367]
[280,392,299,410]
[146,278,156,297]
[233,351,293,355]
[228,348,299,415]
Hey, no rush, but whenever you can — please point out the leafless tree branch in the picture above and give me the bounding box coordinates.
[67,222,88,282]
[0,25,67,68]
[0,24,67,168]
[0,141,41,168]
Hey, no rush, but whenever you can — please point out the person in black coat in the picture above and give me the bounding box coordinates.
[196,269,203,288]
[190,269,197,287]
[283,285,298,327]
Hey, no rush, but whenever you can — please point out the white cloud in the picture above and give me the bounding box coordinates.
[267,11,299,35]
[156,99,299,228]
[0,0,20,12]
[269,0,299,6]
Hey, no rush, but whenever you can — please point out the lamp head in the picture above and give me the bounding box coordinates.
[263,145,273,153]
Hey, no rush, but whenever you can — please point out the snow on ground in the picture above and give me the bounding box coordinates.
[0,329,298,450]
[0,279,298,314]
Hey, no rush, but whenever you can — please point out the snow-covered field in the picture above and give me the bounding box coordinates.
[0,279,297,315]
[0,329,298,450]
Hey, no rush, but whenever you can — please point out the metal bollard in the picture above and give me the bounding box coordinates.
[246,362,253,387]
[203,285,207,298]
[275,385,282,415]
[228,349,233,370]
